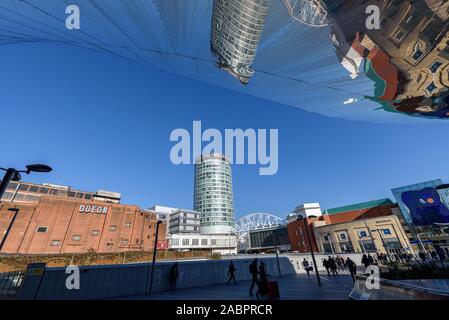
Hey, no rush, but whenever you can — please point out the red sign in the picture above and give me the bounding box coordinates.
[157,240,168,250]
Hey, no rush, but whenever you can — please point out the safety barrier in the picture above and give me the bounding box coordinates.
[16,256,296,300]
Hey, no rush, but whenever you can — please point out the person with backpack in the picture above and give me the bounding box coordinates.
[322,258,331,276]
[346,257,357,282]
[248,259,258,296]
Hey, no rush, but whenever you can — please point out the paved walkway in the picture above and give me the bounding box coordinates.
[126,274,355,300]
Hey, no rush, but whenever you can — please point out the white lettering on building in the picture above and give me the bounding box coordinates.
[79,204,108,214]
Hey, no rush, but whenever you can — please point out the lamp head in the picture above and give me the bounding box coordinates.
[25,164,53,174]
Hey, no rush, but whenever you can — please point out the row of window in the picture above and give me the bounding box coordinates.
[322,228,392,242]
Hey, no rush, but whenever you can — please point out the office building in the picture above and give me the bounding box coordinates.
[167,233,237,254]
[1,181,121,204]
[194,153,235,235]
[210,0,271,84]
[247,226,290,253]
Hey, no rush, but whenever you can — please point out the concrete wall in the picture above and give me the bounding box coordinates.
[18,256,296,300]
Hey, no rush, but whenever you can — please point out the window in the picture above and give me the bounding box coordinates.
[412,49,424,61]
[171,238,179,246]
[211,239,217,246]
[323,235,329,242]
[72,235,81,241]
[425,82,437,94]
[39,187,49,194]
[182,238,190,246]
[201,239,208,246]
[29,186,39,193]
[91,230,100,236]
[192,239,199,246]
[68,191,76,198]
[124,222,132,228]
[339,233,347,241]
[50,240,61,246]
[18,184,29,191]
[394,30,405,41]
[429,61,443,73]
[383,229,392,235]
[121,239,129,245]
[359,231,368,238]
[109,225,117,231]
[36,226,48,233]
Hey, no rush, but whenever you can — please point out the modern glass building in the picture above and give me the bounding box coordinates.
[391,179,446,226]
[210,0,271,84]
[194,153,235,234]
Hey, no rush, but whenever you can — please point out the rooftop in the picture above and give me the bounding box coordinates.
[324,198,394,215]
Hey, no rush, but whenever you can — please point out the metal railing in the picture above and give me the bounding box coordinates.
[0,270,25,297]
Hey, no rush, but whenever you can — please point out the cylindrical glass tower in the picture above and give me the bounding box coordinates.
[194,153,235,234]
[210,0,271,84]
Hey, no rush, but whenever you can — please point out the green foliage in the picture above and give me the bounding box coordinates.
[381,261,449,280]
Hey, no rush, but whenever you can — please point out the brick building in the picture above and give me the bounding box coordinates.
[0,182,166,254]
[287,199,400,253]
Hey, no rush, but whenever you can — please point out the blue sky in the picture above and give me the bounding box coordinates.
[1,43,449,219]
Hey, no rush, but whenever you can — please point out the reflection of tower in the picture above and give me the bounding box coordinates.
[283,0,329,27]
[210,0,271,85]
[194,154,234,234]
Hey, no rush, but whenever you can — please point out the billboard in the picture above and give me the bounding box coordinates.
[401,187,449,226]
[392,179,449,227]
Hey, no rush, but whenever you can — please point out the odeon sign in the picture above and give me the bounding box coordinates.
[78,204,108,214]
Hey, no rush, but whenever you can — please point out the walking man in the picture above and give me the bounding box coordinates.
[302,258,311,277]
[226,261,237,285]
[346,257,357,282]
[249,259,258,296]
[322,258,331,276]
[169,262,178,291]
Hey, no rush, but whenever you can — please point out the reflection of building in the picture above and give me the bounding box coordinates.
[167,233,237,254]
[247,226,290,253]
[327,0,449,118]
[210,0,271,84]
[194,154,234,235]
[0,183,165,254]
[314,214,412,254]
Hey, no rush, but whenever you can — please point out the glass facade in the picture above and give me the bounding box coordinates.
[194,154,234,234]
[210,0,271,84]
[248,227,290,251]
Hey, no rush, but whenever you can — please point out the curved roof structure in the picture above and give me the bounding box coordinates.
[0,0,448,122]
[235,212,286,241]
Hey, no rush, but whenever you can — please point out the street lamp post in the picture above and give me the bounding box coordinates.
[0,164,53,199]
[297,215,321,286]
[148,220,162,294]
[0,208,19,251]
[272,230,281,276]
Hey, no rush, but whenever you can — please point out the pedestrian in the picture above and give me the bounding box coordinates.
[248,259,258,296]
[346,257,357,282]
[169,262,178,291]
[322,258,330,276]
[328,256,338,276]
[361,254,370,269]
[302,258,311,277]
[256,262,268,299]
[226,261,237,285]
[367,253,375,265]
